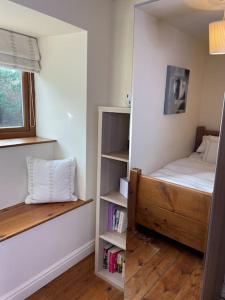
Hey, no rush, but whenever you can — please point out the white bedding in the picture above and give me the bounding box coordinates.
[150,153,216,193]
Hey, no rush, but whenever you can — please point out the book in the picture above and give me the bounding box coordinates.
[103,245,126,276]
[117,251,125,273]
[103,243,113,269]
[113,206,119,230]
[108,204,127,233]
[107,204,115,230]
[117,209,127,234]
[122,261,125,280]
[108,247,121,273]
[120,177,128,198]
[115,209,120,231]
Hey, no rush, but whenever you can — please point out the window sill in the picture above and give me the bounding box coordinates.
[0,137,57,148]
[0,200,93,242]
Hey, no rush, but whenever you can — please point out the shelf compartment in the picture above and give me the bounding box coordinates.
[101,150,129,163]
[97,269,124,290]
[101,190,127,208]
[101,111,130,157]
[100,231,126,250]
[100,158,128,196]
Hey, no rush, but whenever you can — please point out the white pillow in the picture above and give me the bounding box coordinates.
[25,157,78,204]
[197,135,219,154]
[203,139,219,164]
[197,136,208,153]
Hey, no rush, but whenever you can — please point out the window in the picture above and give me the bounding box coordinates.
[0,67,36,139]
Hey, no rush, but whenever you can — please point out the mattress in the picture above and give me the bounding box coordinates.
[150,153,216,193]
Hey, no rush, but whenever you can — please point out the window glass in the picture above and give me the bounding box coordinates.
[0,67,24,128]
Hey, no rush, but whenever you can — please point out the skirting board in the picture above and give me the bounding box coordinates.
[1,239,95,300]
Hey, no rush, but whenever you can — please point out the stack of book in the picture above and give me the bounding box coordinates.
[107,204,127,233]
[103,243,125,277]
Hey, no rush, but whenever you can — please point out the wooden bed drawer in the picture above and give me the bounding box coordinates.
[138,176,211,224]
[136,204,208,252]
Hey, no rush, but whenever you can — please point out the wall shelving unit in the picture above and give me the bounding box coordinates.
[95,106,131,290]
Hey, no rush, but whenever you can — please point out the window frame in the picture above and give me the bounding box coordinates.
[0,72,36,139]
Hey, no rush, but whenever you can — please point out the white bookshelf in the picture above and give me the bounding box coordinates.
[95,106,131,290]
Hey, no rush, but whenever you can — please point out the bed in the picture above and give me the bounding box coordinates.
[128,126,219,252]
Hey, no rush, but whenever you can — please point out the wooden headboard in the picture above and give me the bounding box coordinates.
[194,126,220,151]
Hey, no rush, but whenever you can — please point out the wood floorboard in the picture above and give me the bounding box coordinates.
[27,254,123,300]
[124,229,204,300]
[28,230,203,300]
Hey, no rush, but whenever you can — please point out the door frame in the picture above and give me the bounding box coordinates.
[202,101,225,299]
[133,1,225,298]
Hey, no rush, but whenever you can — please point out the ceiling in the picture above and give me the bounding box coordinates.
[0,0,83,38]
[139,0,225,41]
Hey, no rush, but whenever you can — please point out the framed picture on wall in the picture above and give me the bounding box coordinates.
[164,65,190,115]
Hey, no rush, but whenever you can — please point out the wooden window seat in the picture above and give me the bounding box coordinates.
[0,200,92,242]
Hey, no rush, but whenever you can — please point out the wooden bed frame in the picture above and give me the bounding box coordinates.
[128,126,219,252]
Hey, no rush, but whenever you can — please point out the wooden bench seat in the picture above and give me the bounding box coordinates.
[0,200,92,242]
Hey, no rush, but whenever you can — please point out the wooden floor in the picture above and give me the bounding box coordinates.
[125,228,204,300]
[28,229,204,300]
[27,254,123,300]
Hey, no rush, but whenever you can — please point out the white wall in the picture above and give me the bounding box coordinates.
[35,32,88,199]
[11,0,113,200]
[0,1,86,211]
[109,0,145,107]
[0,1,112,297]
[109,0,135,107]
[0,144,54,210]
[10,0,151,198]
[0,202,95,299]
[109,0,225,171]
[0,30,93,298]
[131,9,207,174]
[109,0,225,129]
[199,55,225,130]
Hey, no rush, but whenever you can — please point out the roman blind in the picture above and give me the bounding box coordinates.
[0,28,41,73]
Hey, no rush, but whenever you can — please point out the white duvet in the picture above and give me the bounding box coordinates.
[150,153,216,193]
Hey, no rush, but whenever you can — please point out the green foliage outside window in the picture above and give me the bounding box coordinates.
[0,67,23,128]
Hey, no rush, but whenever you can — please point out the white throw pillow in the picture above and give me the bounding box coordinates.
[25,157,78,204]
[197,135,219,154]
[203,139,219,164]
[197,135,210,153]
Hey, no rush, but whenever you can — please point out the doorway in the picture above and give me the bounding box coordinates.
[126,0,225,298]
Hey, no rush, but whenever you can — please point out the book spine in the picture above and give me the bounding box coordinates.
[113,252,119,273]
[109,252,113,272]
[109,252,119,273]
[117,253,122,273]
[122,261,125,280]
[103,248,108,269]
[109,252,116,273]
[117,211,123,233]
[121,211,127,233]
[115,210,120,231]
[107,204,113,230]
[112,207,117,230]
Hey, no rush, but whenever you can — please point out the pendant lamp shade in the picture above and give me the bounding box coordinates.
[209,19,225,55]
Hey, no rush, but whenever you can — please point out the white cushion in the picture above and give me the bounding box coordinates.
[25,157,78,204]
[197,135,209,153]
[203,138,219,164]
[197,135,219,154]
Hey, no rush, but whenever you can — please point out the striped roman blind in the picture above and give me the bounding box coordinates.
[0,28,41,73]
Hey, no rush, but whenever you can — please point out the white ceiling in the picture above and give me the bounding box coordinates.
[0,0,82,37]
[140,0,225,40]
